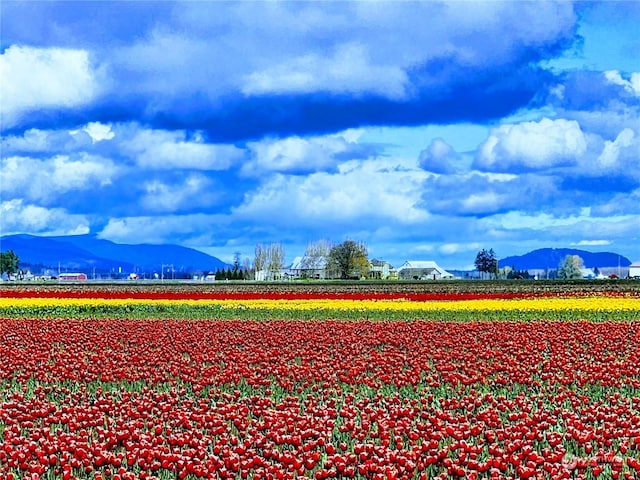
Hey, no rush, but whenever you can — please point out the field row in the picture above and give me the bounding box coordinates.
[1,294,640,322]
[2,319,640,479]
[2,280,639,299]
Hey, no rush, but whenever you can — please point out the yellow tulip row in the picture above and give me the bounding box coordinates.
[1,296,638,312]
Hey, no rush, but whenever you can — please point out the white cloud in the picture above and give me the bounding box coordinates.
[234,157,429,227]
[597,128,637,168]
[460,192,510,215]
[0,46,98,127]
[1,154,117,202]
[487,209,592,231]
[50,154,114,189]
[242,43,409,99]
[140,174,219,213]
[2,129,52,153]
[123,129,244,170]
[243,132,363,176]
[420,171,545,217]
[438,242,482,255]
[570,240,611,247]
[98,213,228,245]
[0,199,89,236]
[418,138,458,174]
[108,1,576,103]
[2,127,94,154]
[591,188,640,217]
[83,122,115,143]
[604,70,640,96]
[411,244,435,253]
[475,118,587,171]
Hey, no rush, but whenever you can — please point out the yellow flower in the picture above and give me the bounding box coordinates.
[1,296,638,312]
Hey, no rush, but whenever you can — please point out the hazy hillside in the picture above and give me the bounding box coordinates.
[0,234,229,273]
[499,248,631,270]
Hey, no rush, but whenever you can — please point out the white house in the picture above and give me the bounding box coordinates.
[397,261,454,280]
[369,259,396,280]
[630,262,640,279]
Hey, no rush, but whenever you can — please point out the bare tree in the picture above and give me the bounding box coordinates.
[266,243,285,280]
[301,239,333,278]
[242,256,254,280]
[254,243,267,280]
[255,242,286,280]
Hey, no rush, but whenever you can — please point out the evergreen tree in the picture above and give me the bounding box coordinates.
[474,248,499,279]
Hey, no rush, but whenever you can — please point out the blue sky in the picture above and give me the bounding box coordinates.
[1,1,639,269]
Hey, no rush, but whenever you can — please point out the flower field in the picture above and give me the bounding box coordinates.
[1,283,639,321]
[1,283,640,479]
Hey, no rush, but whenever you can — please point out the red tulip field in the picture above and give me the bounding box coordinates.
[1,282,640,479]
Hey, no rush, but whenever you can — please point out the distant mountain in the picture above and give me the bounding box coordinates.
[0,234,230,274]
[499,248,631,271]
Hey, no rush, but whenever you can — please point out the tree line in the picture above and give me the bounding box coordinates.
[254,239,369,280]
[0,245,620,282]
[474,248,595,280]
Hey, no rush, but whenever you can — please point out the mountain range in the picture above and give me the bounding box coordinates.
[0,234,634,275]
[499,248,631,270]
[0,234,229,274]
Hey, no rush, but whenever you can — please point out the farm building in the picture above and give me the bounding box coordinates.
[630,262,640,279]
[580,268,598,279]
[369,259,396,280]
[288,256,328,279]
[397,261,454,280]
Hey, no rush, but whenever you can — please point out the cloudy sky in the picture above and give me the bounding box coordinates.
[1,1,639,269]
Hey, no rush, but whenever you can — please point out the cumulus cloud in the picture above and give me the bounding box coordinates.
[474,118,587,171]
[1,199,89,236]
[418,138,459,174]
[1,154,118,203]
[242,43,409,99]
[421,172,555,217]
[98,213,229,246]
[2,2,578,137]
[0,46,98,127]
[2,128,84,154]
[4,1,639,268]
[140,174,220,213]
[243,132,373,176]
[597,128,637,168]
[591,188,640,217]
[604,70,640,96]
[79,122,115,143]
[121,129,245,170]
[233,158,429,229]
